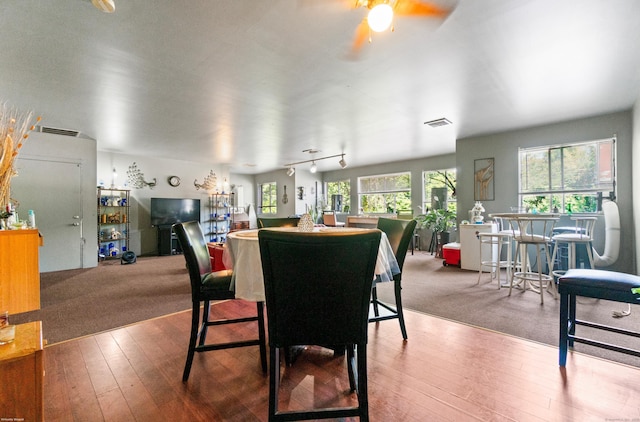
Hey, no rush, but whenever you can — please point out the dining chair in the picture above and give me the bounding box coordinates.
[322,211,345,227]
[257,217,301,228]
[258,229,381,421]
[370,217,417,340]
[173,221,267,382]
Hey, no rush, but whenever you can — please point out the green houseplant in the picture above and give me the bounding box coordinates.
[415,208,457,257]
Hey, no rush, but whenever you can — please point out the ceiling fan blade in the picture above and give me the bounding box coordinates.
[394,0,449,17]
[350,18,370,55]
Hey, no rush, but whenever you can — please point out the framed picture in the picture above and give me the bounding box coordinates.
[474,158,495,201]
[297,186,305,200]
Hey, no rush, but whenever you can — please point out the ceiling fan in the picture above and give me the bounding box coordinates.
[350,0,450,54]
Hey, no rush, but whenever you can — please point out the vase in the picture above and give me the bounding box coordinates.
[297,213,314,232]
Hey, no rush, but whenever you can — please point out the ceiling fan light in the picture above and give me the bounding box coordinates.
[368,4,393,32]
[310,161,317,173]
[339,155,347,169]
[92,0,115,13]
[286,167,295,177]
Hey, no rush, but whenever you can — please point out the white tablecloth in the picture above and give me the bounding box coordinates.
[223,227,400,302]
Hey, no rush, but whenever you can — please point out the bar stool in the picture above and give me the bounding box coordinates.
[476,232,513,288]
[550,216,597,278]
[508,215,559,304]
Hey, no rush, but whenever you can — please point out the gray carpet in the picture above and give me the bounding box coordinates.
[376,251,640,367]
[12,254,193,344]
[11,251,640,368]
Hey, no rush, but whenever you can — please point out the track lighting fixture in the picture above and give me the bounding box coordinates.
[284,153,347,176]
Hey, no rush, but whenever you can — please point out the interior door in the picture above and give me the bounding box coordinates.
[11,158,83,272]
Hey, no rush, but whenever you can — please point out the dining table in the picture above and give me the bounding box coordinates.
[222,226,400,302]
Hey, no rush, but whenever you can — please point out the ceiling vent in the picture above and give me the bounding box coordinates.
[37,126,81,137]
[424,118,452,128]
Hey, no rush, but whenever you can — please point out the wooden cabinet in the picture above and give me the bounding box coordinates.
[0,229,41,314]
[459,223,497,271]
[0,321,44,421]
[97,187,130,259]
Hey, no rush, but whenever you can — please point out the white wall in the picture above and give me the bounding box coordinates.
[97,151,239,256]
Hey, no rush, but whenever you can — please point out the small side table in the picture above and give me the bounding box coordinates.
[0,321,44,421]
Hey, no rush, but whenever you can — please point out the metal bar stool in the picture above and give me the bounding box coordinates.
[550,216,597,278]
[476,231,513,289]
[508,214,559,304]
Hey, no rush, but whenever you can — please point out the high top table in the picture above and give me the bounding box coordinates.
[490,213,560,303]
[223,227,399,302]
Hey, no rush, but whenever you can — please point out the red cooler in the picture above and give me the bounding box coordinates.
[442,242,461,267]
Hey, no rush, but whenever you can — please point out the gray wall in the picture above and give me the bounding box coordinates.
[17,131,98,270]
[456,110,634,274]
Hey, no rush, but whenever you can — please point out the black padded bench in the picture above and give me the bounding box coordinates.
[558,269,640,366]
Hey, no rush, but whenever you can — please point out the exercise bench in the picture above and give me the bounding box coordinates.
[558,269,640,366]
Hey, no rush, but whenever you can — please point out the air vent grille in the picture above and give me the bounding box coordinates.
[424,118,452,128]
[38,126,80,137]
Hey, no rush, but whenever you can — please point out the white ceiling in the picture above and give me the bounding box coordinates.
[1,0,640,174]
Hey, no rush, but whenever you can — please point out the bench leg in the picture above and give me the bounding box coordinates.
[559,291,569,366]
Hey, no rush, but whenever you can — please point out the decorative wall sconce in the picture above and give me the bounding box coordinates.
[126,162,156,189]
[194,170,218,191]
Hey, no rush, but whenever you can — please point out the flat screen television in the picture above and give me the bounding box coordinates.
[150,198,201,226]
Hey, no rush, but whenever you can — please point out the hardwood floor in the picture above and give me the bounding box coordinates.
[43,300,640,421]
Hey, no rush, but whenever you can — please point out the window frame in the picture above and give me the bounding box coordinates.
[325,179,351,212]
[422,169,457,214]
[258,182,277,215]
[357,172,411,214]
[518,138,616,213]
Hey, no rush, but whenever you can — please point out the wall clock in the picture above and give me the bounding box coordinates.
[168,176,181,187]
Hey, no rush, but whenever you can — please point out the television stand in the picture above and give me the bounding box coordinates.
[157,225,182,256]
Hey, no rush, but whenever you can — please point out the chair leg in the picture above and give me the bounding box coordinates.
[559,291,569,366]
[268,346,280,419]
[257,301,267,374]
[394,280,408,340]
[182,301,201,382]
[371,287,380,317]
[357,343,369,421]
[199,300,210,346]
[347,344,357,392]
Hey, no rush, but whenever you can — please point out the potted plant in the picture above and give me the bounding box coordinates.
[415,208,457,257]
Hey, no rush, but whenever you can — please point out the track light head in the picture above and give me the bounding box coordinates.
[286,167,295,177]
[92,0,115,13]
[339,154,347,169]
[310,161,317,173]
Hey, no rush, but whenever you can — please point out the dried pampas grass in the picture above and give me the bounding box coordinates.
[0,102,41,208]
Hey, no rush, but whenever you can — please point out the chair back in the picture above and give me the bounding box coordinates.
[173,221,212,289]
[259,230,381,348]
[257,217,300,228]
[377,217,417,272]
[322,211,338,226]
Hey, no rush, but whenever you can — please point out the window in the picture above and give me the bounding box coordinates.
[326,179,351,212]
[259,182,277,215]
[422,169,457,214]
[358,172,411,214]
[518,138,615,213]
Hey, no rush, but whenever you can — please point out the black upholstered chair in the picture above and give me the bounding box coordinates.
[257,217,300,228]
[173,221,267,382]
[259,229,381,421]
[370,217,418,340]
